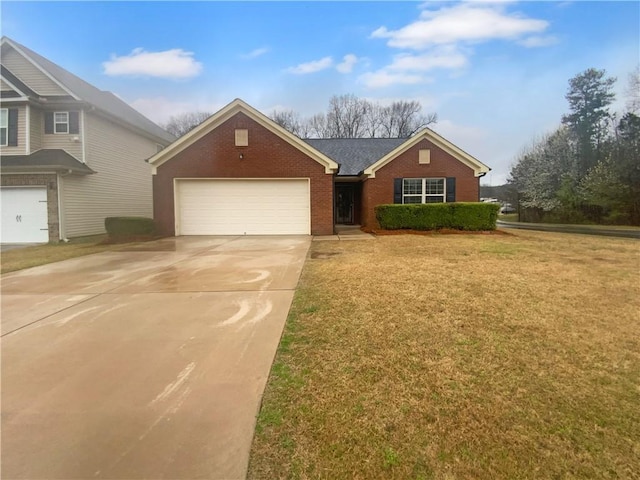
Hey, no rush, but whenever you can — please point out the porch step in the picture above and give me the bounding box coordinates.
[314,225,375,241]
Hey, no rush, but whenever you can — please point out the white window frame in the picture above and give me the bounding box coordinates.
[0,108,8,147]
[54,111,69,134]
[402,178,446,204]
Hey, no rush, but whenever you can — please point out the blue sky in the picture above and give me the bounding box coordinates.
[2,1,638,184]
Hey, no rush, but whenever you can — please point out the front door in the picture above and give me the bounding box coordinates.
[335,184,354,224]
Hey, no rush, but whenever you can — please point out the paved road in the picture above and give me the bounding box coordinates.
[1,235,310,480]
[497,220,640,239]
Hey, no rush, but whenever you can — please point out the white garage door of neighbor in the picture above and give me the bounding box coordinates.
[1,187,49,243]
[177,179,310,235]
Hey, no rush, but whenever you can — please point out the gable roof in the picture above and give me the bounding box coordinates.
[147,98,339,174]
[0,36,174,144]
[363,128,490,178]
[305,138,406,176]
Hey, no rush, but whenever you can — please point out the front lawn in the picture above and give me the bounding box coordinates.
[1,235,141,274]
[249,230,640,479]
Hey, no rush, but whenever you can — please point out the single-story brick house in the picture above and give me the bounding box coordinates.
[148,99,490,236]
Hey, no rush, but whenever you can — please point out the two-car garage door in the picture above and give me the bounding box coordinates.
[176,179,310,235]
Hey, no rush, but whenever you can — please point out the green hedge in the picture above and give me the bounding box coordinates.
[375,203,500,231]
[105,216,156,237]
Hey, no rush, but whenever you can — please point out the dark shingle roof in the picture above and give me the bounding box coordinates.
[304,138,406,176]
[2,37,175,144]
[1,149,96,175]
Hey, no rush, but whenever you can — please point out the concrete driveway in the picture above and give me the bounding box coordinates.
[1,235,311,480]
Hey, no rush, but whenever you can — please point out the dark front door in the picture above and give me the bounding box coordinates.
[335,184,354,224]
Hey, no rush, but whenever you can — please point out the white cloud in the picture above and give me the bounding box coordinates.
[360,46,465,88]
[371,3,549,49]
[336,54,359,73]
[359,70,425,89]
[388,47,468,72]
[518,35,559,48]
[103,48,202,79]
[241,46,270,59]
[286,56,333,74]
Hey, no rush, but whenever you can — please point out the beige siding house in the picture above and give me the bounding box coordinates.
[0,36,174,243]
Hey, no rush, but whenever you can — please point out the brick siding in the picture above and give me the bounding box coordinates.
[361,138,481,228]
[153,112,334,236]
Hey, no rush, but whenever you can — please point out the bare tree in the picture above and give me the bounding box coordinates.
[625,66,640,114]
[162,111,212,137]
[326,94,369,138]
[307,113,329,138]
[322,96,436,138]
[379,101,437,138]
[270,109,304,136]
[363,102,385,138]
[261,95,437,139]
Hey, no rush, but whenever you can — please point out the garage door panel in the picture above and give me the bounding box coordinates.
[177,180,310,235]
[1,187,49,243]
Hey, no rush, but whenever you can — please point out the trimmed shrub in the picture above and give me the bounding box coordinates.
[375,202,500,231]
[105,216,156,237]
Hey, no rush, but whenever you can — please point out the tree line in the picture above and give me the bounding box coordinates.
[270,94,437,138]
[161,94,437,139]
[509,67,640,225]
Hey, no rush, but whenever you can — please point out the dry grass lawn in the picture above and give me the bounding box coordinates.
[249,230,640,479]
[1,235,142,274]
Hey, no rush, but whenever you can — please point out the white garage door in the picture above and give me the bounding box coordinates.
[1,187,49,243]
[176,179,310,235]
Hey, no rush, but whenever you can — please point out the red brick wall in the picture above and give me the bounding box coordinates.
[361,138,481,228]
[153,112,334,235]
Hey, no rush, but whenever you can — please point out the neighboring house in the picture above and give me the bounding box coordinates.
[149,99,490,236]
[0,37,174,243]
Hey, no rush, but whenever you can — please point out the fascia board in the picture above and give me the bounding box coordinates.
[0,96,30,103]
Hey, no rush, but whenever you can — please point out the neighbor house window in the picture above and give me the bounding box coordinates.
[45,111,79,135]
[0,108,7,146]
[54,112,69,134]
[403,178,445,203]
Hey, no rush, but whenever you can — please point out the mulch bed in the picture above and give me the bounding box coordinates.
[363,227,513,236]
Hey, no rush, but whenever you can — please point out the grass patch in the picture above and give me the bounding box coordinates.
[1,235,148,274]
[248,230,640,479]
[498,213,519,222]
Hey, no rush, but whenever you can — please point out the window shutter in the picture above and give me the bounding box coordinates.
[393,178,403,204]
[8,108,18,146]
[446,177,456,203]
[45,112,54,134]
[69,111,79,134]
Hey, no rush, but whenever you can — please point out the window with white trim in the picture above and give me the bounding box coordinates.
[0,108,7,146]
[54,112,69,134]
[403,178,445,203]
